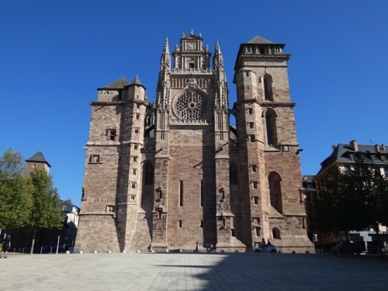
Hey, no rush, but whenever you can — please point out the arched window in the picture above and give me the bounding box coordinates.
[268,171,282,213]
[265,109,278,146]
[272,227,281,239]
[143,162,154,186]
[262,74,273,101]
[230,163,238,184]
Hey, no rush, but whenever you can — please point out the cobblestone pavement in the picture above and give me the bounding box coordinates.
[1,252,388,290]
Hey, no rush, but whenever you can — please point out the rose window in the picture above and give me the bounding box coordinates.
[175,91,208,120]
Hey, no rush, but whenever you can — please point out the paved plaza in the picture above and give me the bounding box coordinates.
[1,252,388,290]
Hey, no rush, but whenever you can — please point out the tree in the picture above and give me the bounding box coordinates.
[314,166,353,235]
[0,149,33,230]
[373,169,388,226]
[315,159,388,247]
[27,169,64,253]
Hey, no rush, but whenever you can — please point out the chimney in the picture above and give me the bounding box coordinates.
[375,144,380,153]
[350,140,358,152]
[332,145,336,152]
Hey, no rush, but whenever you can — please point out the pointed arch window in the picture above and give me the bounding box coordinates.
[265,109,278,146]
[230,163,238,184]
[268,172,282,213]
[262,74,273,101]
[143,162,154,186]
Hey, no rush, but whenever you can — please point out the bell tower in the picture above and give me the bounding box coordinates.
[233,36,313,252]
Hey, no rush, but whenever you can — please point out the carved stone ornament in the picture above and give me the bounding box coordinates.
[175,91,208,120]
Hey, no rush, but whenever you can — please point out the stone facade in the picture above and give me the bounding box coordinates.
[75,31,313,253]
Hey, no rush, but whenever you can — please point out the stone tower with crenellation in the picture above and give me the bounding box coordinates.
[75,30,313,253]
[232,36,313,251]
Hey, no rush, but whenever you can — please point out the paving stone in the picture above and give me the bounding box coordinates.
[1,252,388,290]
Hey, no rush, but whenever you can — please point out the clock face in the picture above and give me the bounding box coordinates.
[186,42,196,50]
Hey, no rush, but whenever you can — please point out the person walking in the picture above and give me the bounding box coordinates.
[195,242,199,253]
[1,235,11,258]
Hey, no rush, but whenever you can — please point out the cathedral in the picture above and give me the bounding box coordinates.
[75,30,313,253]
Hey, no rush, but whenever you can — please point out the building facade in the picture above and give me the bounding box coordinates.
[75,31,313,253]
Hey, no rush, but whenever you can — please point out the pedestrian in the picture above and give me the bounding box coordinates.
[195,242,199,253]
[1,235,11,258]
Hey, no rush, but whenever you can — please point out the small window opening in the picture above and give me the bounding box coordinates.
[272,228,281,239]
[179,180,184,207]
[89,154,100,163]
[200,181,203,207]
[253,196,259,205]
[178,220,183,228]
[107,129,117,141]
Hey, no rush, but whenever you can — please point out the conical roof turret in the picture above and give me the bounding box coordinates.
[26,151,51,168]
[132,75,142,86]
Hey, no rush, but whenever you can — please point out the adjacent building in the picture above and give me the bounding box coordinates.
[75,30,313,253]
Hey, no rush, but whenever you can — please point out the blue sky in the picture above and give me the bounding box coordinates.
[1,0,387,206]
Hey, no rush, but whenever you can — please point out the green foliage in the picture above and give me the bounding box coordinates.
[0,176,33,230]
[0,149,33,229]
[0,149,64,232]
[0,149,25,179]
[314,166,344,232]
[28,169,64,231]
[315,159,388,234]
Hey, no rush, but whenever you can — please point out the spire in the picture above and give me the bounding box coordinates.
[213,40,224,70]
[160,37,171,69]
[132,75,142,86]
